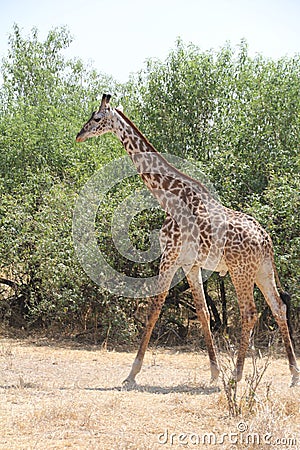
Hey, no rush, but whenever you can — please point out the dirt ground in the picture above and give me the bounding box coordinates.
[0,336,299,449]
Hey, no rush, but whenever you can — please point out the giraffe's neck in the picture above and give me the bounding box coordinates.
[113,109,169,172]
[112,108,215,210]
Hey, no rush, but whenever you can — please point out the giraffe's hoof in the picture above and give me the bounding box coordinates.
[210,376,219,385]
[290,374,300,387]
[232,368,243,382]
[290,365,300,387]
[210,365,220,384]
[122,377,137,388]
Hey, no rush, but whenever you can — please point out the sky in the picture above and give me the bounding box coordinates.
[0,0,299,83]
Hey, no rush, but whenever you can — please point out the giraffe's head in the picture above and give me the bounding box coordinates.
[76,93,113,142]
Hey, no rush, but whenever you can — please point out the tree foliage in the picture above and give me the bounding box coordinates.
[0,27,299,343]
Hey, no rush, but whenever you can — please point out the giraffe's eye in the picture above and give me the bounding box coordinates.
[94,116,101,123]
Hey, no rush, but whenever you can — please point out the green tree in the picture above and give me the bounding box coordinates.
[0,25,136,340]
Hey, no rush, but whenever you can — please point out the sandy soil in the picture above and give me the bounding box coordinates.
[0,337,299,449]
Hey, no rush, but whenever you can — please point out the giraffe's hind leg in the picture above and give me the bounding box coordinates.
[229,268,258,382]
[235,297,257,381]
[185,265,220,382]
[256,262,299,387]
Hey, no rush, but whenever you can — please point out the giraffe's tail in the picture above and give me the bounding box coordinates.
[279,291,295,348]
[273,258,295,347]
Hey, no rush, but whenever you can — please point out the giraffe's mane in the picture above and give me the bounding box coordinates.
[114,108,212,197]
[115,108,158,154]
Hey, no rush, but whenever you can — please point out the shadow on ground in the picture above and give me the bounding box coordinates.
[84,383,220,395]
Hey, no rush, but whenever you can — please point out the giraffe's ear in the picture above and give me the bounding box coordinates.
[116,104,124,112]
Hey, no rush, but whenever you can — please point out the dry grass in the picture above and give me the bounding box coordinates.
[0,337,299,449]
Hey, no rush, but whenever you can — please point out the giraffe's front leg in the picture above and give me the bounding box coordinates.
[123,299,162,385]
[123,265,178,385]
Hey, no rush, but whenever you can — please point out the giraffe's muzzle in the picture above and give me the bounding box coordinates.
[76,132,86,142]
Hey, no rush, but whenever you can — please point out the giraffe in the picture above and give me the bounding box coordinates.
[76,93,299,387]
